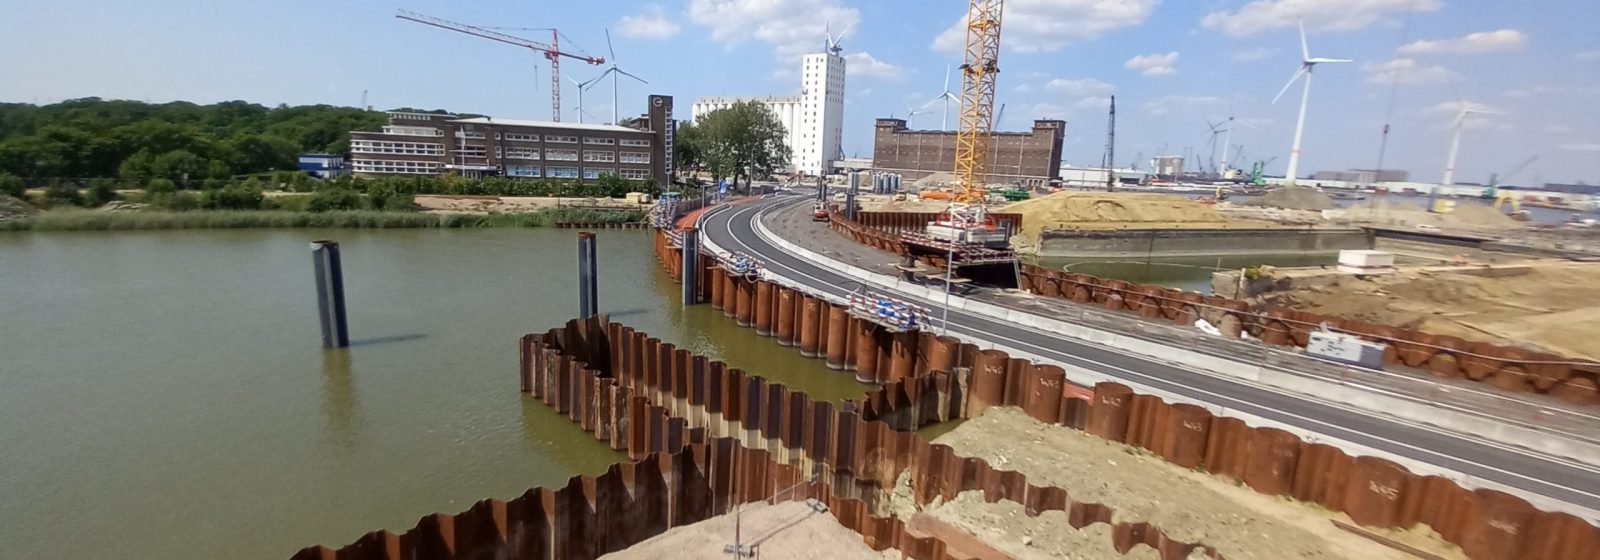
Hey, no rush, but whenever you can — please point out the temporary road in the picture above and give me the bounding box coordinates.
[697,193,1600,515]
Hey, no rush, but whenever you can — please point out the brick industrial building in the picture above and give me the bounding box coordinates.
[348,95,676,187]
[871,118,1065,187]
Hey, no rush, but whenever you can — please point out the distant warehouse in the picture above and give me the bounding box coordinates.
[347,95,676,188]
[871,118,1065,187]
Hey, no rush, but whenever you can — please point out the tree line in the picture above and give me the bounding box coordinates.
[0,97,386,182]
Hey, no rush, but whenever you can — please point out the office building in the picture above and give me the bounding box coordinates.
[347,95,675,187]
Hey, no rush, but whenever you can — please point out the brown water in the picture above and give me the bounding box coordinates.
[0,228,871,559]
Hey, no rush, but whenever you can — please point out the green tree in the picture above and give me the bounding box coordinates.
[82,178,118,207]
[0,172,23,198]
[695,101,791,191]
[674,120,704,179]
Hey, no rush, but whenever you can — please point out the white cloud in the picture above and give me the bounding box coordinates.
[617,5,682,40]
[1503,85,1600,98]
[844,52,903,80]
[1144,95,1221,116]
[1075,96,1112,110]
[688,0,859,58]
[1233,47,1280,61]
[1201,0,1441,37]
[1397,29,1528,55]
[933,0,1157,54]
[1046,78,1114,97]
[1577,50,1600,63]
[1014,83,1034,93]
[1361,58,1456,85]
[1559,143,1600,152]
[1125,52,1179,76]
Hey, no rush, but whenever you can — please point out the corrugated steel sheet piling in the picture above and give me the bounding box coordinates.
[679,228,699,306]
[577,232,599,318]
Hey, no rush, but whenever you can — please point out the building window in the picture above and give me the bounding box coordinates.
[619,152,650,164]
[619,138,651,147]
[545,149,579,161]
[506,165,541,177]
[454,144,487,157]
[545,166,578,179]
[618,168,649,180]
[544,135,578,143]
[582,168,611,180]
[583,137,616,145]
[456,130,486,139]
[352,159,443,175]
[583,150,615,163]
[351,140,445,156]
[504,132,539,142]
[505,147,539,160]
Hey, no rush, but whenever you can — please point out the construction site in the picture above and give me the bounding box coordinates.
[277,0,1600,559]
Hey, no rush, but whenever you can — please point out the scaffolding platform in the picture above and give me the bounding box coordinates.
[898,231,1019,266]
[846,288,927,333]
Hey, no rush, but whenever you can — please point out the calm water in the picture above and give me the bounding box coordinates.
[0,228,870,559]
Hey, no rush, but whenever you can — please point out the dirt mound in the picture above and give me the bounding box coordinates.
[1336,198,1517,231]
[1000,192,1256,252]
[912,171,957,189]
[0,195,38,220]
[1246,186,1334,211]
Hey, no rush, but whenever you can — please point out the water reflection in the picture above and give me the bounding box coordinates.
[518,396,625,476]
[320,348,359,450]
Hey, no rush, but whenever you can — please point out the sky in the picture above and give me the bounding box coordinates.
[2,0,1598,184]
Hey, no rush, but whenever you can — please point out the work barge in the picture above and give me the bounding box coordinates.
[290,198,1599,560]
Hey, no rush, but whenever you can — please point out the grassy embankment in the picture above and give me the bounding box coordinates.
[0,206,643,232]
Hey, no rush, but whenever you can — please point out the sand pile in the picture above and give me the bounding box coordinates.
[1264,262,1600,361]
[1000,192,1264,252]
[1336,198,1517,231]
[601,501,898,560]
[912,171,958,189]
[1245,186,1334,211]
[930,407,1467,560]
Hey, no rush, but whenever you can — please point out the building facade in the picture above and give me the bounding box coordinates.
[689,38,845,176]
[297,154,347,179]
[871,118,1065,187]
[347,95,674,187]
[1313,169,1410,183]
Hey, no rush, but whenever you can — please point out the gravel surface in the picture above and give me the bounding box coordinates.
[601,501,899,560]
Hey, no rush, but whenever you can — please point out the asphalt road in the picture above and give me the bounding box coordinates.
[699,193,1600,515]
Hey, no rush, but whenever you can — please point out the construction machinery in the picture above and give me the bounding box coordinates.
[896,0,1018,288]
[923,0,1006,248]
[396,10,604,121]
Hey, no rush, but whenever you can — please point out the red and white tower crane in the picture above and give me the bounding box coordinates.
[396,10,604,122]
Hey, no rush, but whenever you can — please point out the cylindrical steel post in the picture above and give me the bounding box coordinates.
[680,228,699,306]
[311,240,349,348]
[710,266,726,309]
[885,331,916,384]
[734,278,754,327]
[925,335,958,375]
[577,232,598,318]
[853,321,879,383]
[753,281,774,336]
[798,297,821,357]
[775,288,796,346]
[722,271,739,319]
[1086,382,1134,442]
[966,349,1007,417]
[1022,364,1065,423]
[824,305,849,370]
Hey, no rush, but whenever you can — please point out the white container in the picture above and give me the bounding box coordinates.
[1306,331,1387,369]
[1337,250,1395,275]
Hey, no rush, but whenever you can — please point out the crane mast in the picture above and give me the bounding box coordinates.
[952,0,1004,204]
[395,10,604,121]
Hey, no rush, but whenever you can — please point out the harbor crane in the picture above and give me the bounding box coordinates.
[396,10,604,122]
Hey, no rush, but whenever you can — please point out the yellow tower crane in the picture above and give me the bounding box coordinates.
[925,0,1010,248]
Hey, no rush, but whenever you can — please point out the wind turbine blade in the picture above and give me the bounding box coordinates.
[583,69,615,90]
[606,29,616,61]
[616,68,648,84]
[1298,20,1310,61]
[1306,57,1352,64]
[942,64,951,93]
[1236,119,1259,130]
[1272,66,1308,105]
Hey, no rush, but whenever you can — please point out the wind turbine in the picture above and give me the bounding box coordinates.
[1272,21,1351,186]
[905,103,934,121]
[1441,97,1499,186]
[567,75,602,123]
[917,64,961,131]
[583,29,647,125]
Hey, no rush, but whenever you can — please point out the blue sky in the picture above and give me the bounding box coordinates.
[3,0,1597,184]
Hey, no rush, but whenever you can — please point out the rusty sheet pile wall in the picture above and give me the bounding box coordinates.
[652,223,1600,560]
[825,211,1600,406]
